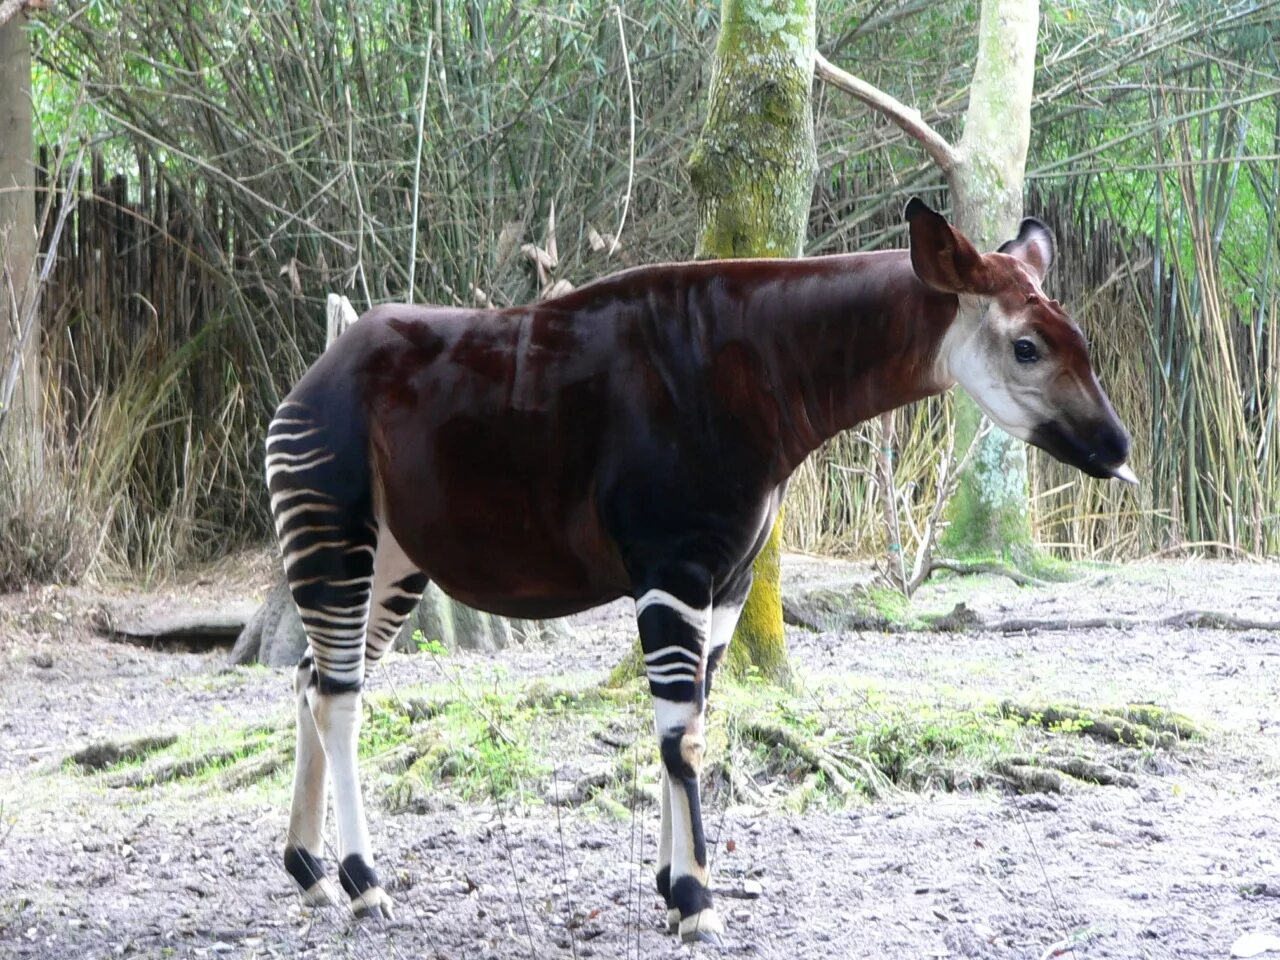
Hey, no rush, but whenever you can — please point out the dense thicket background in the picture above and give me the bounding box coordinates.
[7,0,1279,585]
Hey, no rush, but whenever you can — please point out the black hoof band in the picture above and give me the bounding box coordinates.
[284,846,326,890]
[338,854,380,899]
[656,865,673,906]
[671,875,714,916]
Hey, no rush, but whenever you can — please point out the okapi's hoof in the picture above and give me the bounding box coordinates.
[683,929,725,948]
[679,908,725,946]
[300,877,343,909]
[350,886,395,921]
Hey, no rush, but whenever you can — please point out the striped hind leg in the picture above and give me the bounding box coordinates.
[317,525,427,917]
[267,403,389,917]
[278,510,386,916]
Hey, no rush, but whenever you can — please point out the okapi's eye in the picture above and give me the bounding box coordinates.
[1013,338,1039,363]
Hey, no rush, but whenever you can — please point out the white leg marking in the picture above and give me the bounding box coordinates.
[707,601,745,658]
[645,663,700,681]
[311,690,372,866]
[643,645,701,664]
[653,696,700,738]
[659,768,677,932]
[289,668,328,854]
[636,589,710,629]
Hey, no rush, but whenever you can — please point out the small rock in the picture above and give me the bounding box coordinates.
[1012,794,1060,813]
[1232,932,1280,958]
[742,879,763,899]
[31,652,53,669]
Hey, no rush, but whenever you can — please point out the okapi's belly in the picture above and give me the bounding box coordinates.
[379,468,631,620]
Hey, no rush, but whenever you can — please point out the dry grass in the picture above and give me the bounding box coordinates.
[7,0,1276,582]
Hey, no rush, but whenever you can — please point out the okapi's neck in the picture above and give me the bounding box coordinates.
[726,251,959,479]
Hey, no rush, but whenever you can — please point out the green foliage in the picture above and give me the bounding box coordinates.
[368,692,547,802]
[412,630,449,659]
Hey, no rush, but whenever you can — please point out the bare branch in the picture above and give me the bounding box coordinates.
[814,51,958,174]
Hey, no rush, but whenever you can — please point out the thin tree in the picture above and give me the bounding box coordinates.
[0,1,40,468]
[686,0,818,683]
[817,0,1042,561]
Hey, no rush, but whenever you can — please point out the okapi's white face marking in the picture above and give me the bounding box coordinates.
[905,198,1136,484]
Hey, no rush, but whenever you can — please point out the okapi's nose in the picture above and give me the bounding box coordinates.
[1092,420,1130,468]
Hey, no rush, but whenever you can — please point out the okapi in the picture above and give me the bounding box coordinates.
[265,198,1133,942]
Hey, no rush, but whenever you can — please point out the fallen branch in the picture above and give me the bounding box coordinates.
[994,609,1280,634]
[927,559,1055,588]
[783,584,1280,636]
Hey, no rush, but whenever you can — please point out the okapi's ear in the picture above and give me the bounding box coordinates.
[997,217,1056,282]
[903,197,987,295]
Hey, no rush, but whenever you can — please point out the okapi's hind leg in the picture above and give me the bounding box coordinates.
[285,650,341,907]
[267,402,393,918]
[363,528,429,669]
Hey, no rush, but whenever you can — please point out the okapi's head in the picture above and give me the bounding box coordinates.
[904,197,1135,484]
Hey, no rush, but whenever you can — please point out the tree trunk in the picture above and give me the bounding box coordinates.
[941,0,1041,560]
[686,0,817,682]
[0,9,39,471]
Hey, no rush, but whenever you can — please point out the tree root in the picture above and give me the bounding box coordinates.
[995,760,1078,794]
[1000,701,1198,748]
[68,733,178,771]
[105,745,249,789]
[738,720,893,801]
[218,749,289,790]
[928,559,1056,588]
[1002,753,1137,788]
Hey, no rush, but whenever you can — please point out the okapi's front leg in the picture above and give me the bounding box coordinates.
[636,568,723,944]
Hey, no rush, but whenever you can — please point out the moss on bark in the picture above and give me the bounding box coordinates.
[722,507,791,683]
[686,0,815,685]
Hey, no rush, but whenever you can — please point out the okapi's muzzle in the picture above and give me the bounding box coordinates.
[1030,415,1136,484]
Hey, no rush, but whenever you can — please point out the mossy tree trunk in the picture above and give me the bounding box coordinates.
[941,0,1041,561]
[0,8,40,471]
[687,0,817,683]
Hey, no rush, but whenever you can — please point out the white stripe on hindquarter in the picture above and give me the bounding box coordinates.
[266,427,322,449]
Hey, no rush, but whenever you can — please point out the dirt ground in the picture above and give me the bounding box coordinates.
[2,555,1279,960]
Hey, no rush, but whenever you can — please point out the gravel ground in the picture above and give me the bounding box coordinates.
[2,555,1279,959]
